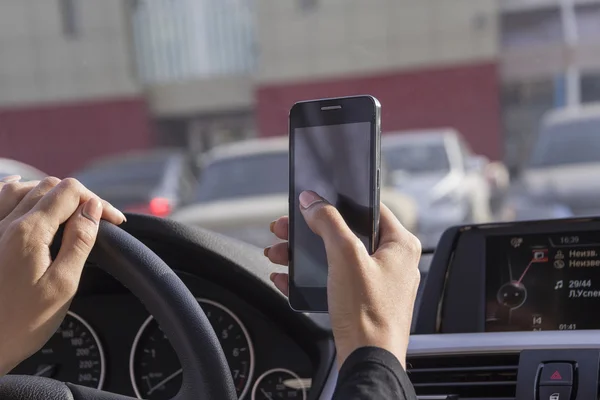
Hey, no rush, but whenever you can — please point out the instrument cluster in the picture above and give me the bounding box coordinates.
[9,268,312,400]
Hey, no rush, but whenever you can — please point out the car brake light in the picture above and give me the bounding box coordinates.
[149,197,171,217]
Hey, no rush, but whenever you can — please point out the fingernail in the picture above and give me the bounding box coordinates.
[264,247,271,257]
[269,221,276,233]
[299,191,323,209]
[1,175,21,183]
[82,198,102,224]
[108,202,127,222]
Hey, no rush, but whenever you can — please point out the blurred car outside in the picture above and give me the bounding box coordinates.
[483,160,511,218]
[382,128,492,249]
[507,103,600,220]
[171,137,418,249]
[73,148,200,218]
[499,189,574,222]
[0,158,46,181]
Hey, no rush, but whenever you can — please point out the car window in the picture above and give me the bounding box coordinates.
[3,0,599,333]
[74,154,176,208]
[529,118,600,168]
[195,153,288,203]
[76,155,171,188]
[383,143,450,174]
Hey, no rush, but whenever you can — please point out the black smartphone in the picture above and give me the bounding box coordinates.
[288,95,381,312]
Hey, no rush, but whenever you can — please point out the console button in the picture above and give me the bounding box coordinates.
[540,363,573,386]
[538,386,571,400]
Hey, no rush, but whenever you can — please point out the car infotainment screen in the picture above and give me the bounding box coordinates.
[486,231,600,332]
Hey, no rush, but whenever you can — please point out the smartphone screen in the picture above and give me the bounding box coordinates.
[288,96,380,312]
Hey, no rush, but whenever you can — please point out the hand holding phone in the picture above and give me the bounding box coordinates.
[288,95,381,312]
[267,201,422,367]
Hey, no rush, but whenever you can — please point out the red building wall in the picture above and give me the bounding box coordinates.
[0,97,154,177]
[256,62,502,160]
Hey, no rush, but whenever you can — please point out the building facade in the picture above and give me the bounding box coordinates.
[1,0,599,175]
[0,0,153,176]
[131,0,257,153]
[499,0,600,170]
[254,0,502,160]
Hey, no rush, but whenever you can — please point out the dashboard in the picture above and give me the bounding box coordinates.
[12,210,600,399]
[416,217,600,335]
[11,267,313,399]
[411,216,600,399]
[7,215,328,400]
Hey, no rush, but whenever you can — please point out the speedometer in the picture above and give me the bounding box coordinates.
[10,311,105,389]
[130,298,254,399]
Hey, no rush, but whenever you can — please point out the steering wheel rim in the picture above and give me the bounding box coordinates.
[0,221,237,400]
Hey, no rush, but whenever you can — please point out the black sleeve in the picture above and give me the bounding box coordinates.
[333,347,418,400]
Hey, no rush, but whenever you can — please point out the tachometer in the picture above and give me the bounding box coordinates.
[10,311,105,389]
[130,298,254,399]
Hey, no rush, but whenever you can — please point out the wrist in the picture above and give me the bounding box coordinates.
[334,330,408,369]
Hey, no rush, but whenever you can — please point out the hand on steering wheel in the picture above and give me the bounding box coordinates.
[0,175,237,400]
[0,176,126,375]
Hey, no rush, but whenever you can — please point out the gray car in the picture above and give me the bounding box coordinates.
[382,128,492,248]
[516,103,600,218]
[73,149,199,217]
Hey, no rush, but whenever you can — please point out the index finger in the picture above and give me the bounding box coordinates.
[29,178,125,235]
[10,178,125,225]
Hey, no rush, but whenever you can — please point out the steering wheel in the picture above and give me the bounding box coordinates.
[0,221,238,400]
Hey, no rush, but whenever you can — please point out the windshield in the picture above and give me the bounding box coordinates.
[529,118,600,168]
[2,0,600,332]
[196,153,288,203]
[383,143,450,174]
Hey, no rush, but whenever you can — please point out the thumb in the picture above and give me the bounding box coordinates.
[298,191,363,257]
[43,198,101,291]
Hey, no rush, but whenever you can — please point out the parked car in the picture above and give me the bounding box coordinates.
[73,148,200,217]
[513,103,600,218]
[499,189,573,221]
[382,128,492,248]
[172,137,418,249]
[0,158,46,181]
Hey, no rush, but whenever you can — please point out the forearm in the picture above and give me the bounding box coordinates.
[333,347,417,400]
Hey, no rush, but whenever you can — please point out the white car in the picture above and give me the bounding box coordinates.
[0,158,46,181]
[383,128,492,248]
[172,137,418,248]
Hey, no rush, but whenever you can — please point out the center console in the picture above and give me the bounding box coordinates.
[412,217,600,400]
